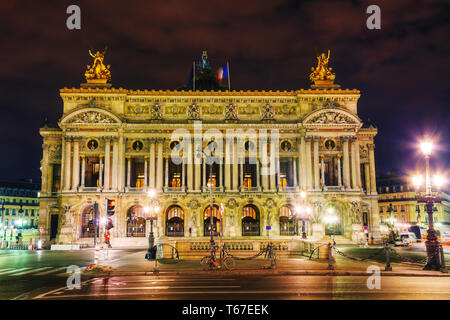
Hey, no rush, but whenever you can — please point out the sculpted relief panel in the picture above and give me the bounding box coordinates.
[66,111,117,124]
[308,111,357,125]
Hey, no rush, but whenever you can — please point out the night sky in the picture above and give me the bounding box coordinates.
[0,0,448,183]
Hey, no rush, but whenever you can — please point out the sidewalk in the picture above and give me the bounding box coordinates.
[83,249,450,277]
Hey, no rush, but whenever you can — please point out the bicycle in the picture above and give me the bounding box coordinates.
[200,245,236,270]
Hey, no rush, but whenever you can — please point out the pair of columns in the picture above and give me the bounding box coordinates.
[62,136,120,192]
[299,136,361,191]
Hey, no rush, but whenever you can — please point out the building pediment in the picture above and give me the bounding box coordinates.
[302,107,360,126]
[60,108,122,125]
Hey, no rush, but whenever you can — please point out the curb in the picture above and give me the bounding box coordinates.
[79,269,450,278]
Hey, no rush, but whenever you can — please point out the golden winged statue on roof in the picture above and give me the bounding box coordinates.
[85,46,111,82]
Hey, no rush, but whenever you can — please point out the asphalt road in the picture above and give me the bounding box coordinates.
[1,249,449,300]
[32,274,450,300]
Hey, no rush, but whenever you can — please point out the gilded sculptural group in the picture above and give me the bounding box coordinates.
[309,50,336,83]
[85,46,111,83]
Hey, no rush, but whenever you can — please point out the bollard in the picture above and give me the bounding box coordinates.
[384,244,392,271]
[440,245,448,274]
[327,242,334,270]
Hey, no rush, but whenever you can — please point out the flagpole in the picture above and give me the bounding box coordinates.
[227,61,231,91]
[193,61,196,91]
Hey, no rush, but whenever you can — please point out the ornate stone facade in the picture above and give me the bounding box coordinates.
[38,81,381,248]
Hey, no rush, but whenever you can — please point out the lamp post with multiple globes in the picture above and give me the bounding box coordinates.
[296,191,312,239]
[145,189,159,249]
[412,141,445,271]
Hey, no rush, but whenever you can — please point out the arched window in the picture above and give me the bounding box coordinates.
[127,206,146,237]
[279,205,297,236]
[242,205,260,236]
[204,205,220,236]
[166,206,184,237]
[81,205,97,238]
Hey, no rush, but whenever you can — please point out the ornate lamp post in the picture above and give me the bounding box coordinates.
[386,203,397,243]
[145,189,159,249]
[0,198,5,245]
[411,141,445,271]
[296,191,312,239]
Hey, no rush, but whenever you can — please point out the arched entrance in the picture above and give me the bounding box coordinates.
[324,206,343,236]
[166,205,184,237]
[203,205,220,236]
[279,205,297,236]
[242,205,260,236]
[81,205,97,238]
[126,205,146,237]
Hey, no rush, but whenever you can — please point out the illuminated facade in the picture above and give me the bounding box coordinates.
[38,51,382,247]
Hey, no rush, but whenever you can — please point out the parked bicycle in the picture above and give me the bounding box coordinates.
[200,245,236,270]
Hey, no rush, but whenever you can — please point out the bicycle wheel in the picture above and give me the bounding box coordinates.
[200,256,212,270]
[222,257,235,270]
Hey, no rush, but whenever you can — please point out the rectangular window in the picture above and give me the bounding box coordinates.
[379,207,383,213]
[401,205,405,212]
[12,209,16,216]
[25,209,29,216]
[31,209,34,216]
[5,208,9,215]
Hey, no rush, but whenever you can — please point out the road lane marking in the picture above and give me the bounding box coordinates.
[32,278,98,300]
[34,267,68,276]
[102,285,241,290]
[12,267,53,276]
[0,268,12,273]
[0,268,31,275]
[35,289,450,299]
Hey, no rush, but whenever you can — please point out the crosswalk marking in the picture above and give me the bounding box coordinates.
[11,267,52,276]
[0,267,30,275]
[0,268,12,273]
[34,266,68,276]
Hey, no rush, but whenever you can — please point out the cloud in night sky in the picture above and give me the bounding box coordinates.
[0,0,448,181]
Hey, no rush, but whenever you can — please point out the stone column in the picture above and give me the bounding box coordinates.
[118,134,125,191]
[104,138,111,190]
[342,136,351,189]
[72,139,80,191]
[126,157,131,187]
[165,158,169,189]
[355,138,361,188]
[144,157,148,188]
[81,156,86,187]
[313,137,320,190]
[99,156,103,189]
[256,159,261,189]
[181,161,185,191]
[219,158,223,190]
[202,158,206,189]
[187,138,194,191]
[41,144,49,193]
[47,163,53,193]
[364,163,371,194]
[292,158,297,188]
[60,138,66,191]
[156,139,163,191]
[224,136,231,191]
[240,162,244,189]
[305,137,312,190]
[261,136,269,191]
[112,138,119,190]
[149,139,156,189]
[232,136,239,191]
[64,138,72,191]
[297,138,303,189]
[337,155,342,186]
[320,155,325,187]
[368,144,377,194]
[269,136,276,191]
[350,137,358,190]
[194,137,201,192]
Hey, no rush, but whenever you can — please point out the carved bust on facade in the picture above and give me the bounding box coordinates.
[151,103,163,120]
[261,103,274,120]
[188,103,200,120]
[224,103,238,120]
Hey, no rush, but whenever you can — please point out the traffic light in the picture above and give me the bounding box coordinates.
[106,199,115,230]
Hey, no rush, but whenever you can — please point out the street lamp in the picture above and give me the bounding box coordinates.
[296,193,312,239]
[412,140,444,271]
[145,189,159,249]
[196,145,216,262]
